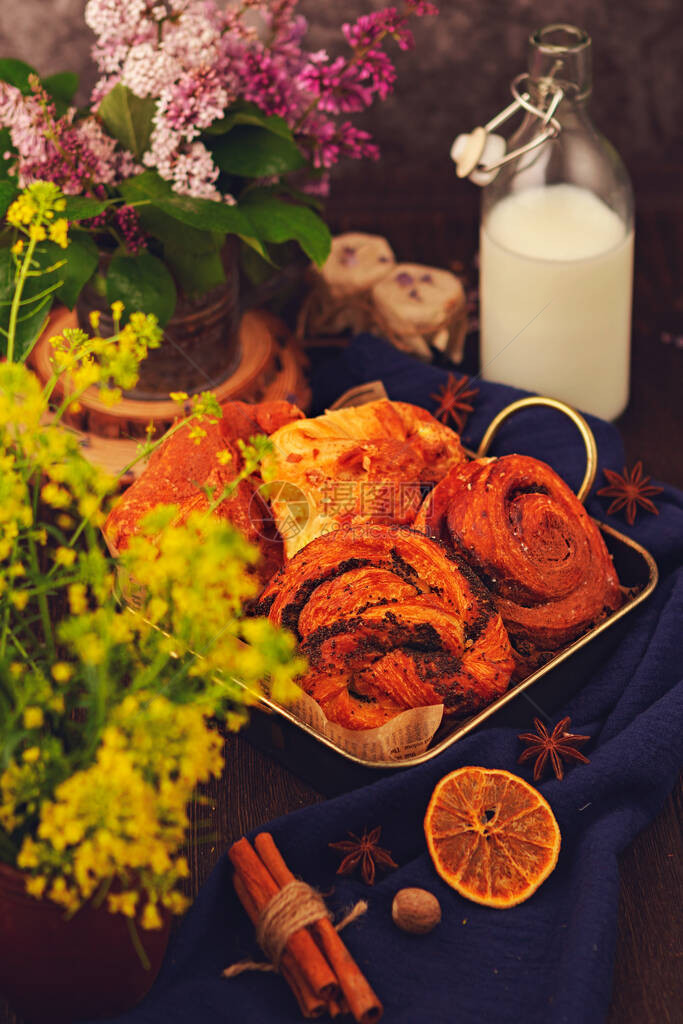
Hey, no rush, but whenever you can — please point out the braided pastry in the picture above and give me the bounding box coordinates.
[415,455,622,666]
[258,525,515,730]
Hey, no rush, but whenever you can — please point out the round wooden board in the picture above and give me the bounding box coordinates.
[30,307,310,480]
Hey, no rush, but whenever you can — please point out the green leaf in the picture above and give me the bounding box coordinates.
[97,84,156,160]
[123,190,227,296]
[211,126,305,178]
[0,246,61,361]
[62,195,111,221]
[0,181,18,220]
[277,183,326,214]
[240,242,278,286]
[106,251,177,326]
[205,101,294,140]
[119,171,254,237]
[239,194,331,266]
[49,233,99,309]
[42,71,79,115]
[0,58,37,95]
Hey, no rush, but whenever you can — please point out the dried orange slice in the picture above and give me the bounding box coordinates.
[424,766,561,908]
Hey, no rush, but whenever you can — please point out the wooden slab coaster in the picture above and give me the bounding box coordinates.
[29,307,311,480]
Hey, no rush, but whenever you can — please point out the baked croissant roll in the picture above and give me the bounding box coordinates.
[415,455,622,667]
[104,400,303,586]
[258,525,515,730]
[265,399,467,558]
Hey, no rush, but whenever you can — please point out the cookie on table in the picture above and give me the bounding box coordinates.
[371,263,467,361]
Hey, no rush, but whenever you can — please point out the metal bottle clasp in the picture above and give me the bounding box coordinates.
[451,73,564,186]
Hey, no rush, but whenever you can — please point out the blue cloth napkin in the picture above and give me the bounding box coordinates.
[105,336,683,1024]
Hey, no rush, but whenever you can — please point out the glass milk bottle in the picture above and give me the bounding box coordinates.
[478,25,634,420]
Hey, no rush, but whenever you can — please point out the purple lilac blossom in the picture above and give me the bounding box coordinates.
[0,81,137,194]
[84,0,437,193]
[2,2,437,202]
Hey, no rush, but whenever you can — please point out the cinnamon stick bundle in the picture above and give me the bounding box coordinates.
[228,833,382,1023]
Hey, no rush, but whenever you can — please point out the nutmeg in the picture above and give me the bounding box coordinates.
[391,887,441,934]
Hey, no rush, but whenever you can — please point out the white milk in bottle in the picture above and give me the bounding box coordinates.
[472,25,634,420]
[480,183,634,421]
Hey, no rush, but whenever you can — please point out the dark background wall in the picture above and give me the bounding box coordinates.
[1,0,681,193]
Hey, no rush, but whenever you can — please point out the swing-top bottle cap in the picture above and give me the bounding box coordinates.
[451,23,592,186]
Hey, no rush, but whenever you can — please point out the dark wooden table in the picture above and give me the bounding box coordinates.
[2,170,681,1023]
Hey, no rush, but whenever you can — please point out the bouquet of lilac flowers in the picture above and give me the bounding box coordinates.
[0,1,438,343]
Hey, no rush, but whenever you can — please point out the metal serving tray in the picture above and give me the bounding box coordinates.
[241,396,659,795]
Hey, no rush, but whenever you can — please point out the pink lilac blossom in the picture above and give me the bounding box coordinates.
[0,82,137,194]
[81,1,438,198]
[405,1,439,16]
[114,204,148,253]
[0,83,52,172]
[342,9,414,52]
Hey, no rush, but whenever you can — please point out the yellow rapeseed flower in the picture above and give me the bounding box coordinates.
[23,707,44,730]
[51,662,73,683]
[48,218,69,249]
[141,902,163,930]
[7,194,38,227]
[78,633,105,666]
[25,875,47,899]
[10,591,29,611]
[107,891,139,918]
[22,747,40,763]
[68,583,87,615]
[54,546,76,567]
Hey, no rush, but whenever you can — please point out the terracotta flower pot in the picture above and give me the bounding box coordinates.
[0,863,170,1023]
[77,237,241,400]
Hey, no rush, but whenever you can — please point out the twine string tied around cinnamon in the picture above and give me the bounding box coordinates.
[223,880,367,978]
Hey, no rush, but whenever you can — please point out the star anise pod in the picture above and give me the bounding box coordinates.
[329,825,398,886]
[596,461,663,526]
[431,373,479,433]
[518,717,591,781]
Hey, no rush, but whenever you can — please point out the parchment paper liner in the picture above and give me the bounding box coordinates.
[266,685,444,762]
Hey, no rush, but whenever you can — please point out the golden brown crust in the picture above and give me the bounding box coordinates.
[104,400,303,585]
[259,524,515,730]
[264,399,467,558]
[415,454,623,669]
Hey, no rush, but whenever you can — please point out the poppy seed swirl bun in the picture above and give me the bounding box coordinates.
[415,455,622,668]
[258,524,515,730]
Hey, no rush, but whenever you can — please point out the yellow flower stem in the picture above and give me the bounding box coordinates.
[51,383,91,426]
[126,918,151,970]
[41,370,61,407]
[42,332,104,407]
[92,874,114,910]
[27,532,55,660]
[0,539,20,660]
[127,653,170,698]
[1,627,31,665]
[204,469,250,517]
[6,233,39,363]
[116,415,200,480]
[24,571,79,593]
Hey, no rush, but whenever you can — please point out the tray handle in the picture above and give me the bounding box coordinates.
[476,396,597,503]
